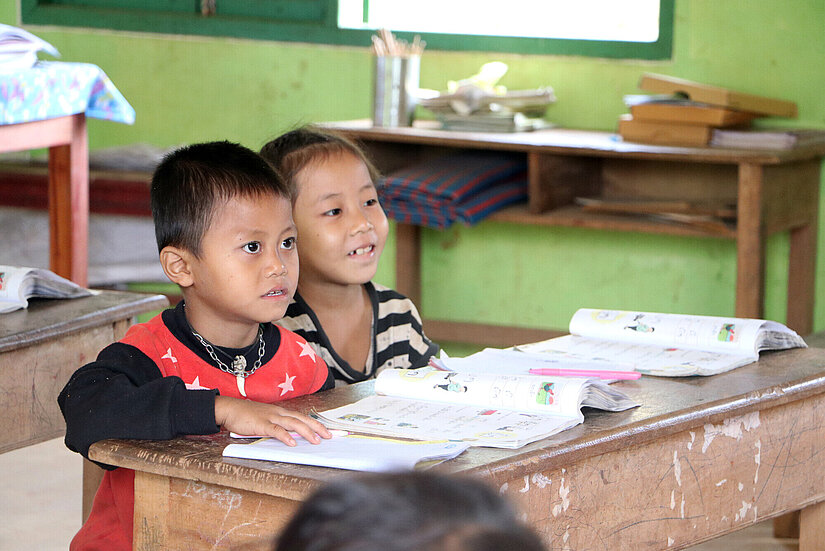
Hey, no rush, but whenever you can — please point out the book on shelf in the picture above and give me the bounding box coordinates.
[311,366,638,449]
[624,95,757,127]
[647,212,733,234]
[223,431,470,472]
[574,197,736,233]
[437,112,553,133]
[419,86,556,133]
[419,87,555,117]
[0,265,93,314]
[637,73,797,118]
[516,308,807,377]
[618,115,713,146]
[575,197,736,219]
[709,127,825,150]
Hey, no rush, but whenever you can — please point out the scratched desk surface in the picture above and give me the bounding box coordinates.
[91,347,825,492]
[0,289,167,352]
[90,347,825,549]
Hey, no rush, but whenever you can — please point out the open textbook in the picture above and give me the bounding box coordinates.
[312,367,637,449]
[517,308,807,377]
[0,265,92,313]
[223,431,469,472]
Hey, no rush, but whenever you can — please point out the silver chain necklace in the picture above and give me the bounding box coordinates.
[191,325,265,379]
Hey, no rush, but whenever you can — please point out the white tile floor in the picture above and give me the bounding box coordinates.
[0,437,799,550]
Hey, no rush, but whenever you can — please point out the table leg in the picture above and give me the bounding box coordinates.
[394,222,421,306]
[735,163,765,319]
[800,501,825,550]
[82,459,105,523]
[772,511,800,540]
[48,113,88,286]
[133,471,299,550]
[786,212,818,337]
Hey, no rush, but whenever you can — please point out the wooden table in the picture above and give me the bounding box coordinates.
[0,290,167,521]
[0,114,90,285]
[91,347,825,550]
[326,120,823,343]
[0,289,167,453]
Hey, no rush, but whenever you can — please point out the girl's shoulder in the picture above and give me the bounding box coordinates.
[369,281,409,301]
[371,282,425,325]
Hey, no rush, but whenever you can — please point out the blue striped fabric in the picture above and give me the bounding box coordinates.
[379,152,528,229]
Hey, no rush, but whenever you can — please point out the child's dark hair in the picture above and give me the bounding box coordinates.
[260,125,380,197]
[274,471,545,551]
[151,141,289,256]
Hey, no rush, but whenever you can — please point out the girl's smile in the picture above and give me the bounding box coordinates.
[348,244,377,257]
[292,151,389,288]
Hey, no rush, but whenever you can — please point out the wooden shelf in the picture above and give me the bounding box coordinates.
[327,120,822,338]
[328,119,825,164]
[487,203,737,239]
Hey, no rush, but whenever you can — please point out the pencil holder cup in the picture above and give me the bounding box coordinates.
[372,55,420,127]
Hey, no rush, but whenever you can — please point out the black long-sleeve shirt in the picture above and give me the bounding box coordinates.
[58,301,334,467]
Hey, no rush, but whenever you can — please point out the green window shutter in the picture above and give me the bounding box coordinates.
[21,0,672,60]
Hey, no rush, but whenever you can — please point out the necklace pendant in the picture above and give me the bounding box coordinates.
[232,355,247,376]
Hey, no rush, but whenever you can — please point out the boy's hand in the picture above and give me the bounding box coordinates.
[214,396,332,446]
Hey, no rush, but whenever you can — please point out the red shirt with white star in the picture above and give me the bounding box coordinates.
[129,312,328,400]
[68,309,330,551]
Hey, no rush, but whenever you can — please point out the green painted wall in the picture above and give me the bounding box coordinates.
[4,1,824,334]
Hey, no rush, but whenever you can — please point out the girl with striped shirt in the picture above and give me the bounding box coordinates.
[261,126,439,385]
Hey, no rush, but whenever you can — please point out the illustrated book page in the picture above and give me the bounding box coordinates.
[313,367,637,449]
[517,308,807,377]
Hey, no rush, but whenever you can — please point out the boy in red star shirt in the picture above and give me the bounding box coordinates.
[58,141,334,550]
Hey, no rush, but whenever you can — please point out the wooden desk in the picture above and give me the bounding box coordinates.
[0,114,90,285]
[91,348,825,550]
[326,120,823,343]
[0,289,167,453]
[0,289,167,522]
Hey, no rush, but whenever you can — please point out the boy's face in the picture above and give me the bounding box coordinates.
[292,151,389,287]
[183,193,298,342]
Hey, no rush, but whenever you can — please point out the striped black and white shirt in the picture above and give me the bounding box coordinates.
[276,282,439,385]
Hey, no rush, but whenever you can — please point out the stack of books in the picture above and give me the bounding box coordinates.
[0,24,59,72]
[617,73,805,148]
[419,87,556,133]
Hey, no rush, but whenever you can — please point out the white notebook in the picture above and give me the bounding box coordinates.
[223,432,469,472]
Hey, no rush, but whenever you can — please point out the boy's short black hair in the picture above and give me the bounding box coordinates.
[274,471,545,551]
[151,141,289,256]
[260,125,380,197]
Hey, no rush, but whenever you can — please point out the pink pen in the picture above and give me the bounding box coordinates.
[528,368,641,380]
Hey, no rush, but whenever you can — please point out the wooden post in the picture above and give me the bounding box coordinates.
[48,113,89,286]
[735,162,765,319]
[394,223,422,306]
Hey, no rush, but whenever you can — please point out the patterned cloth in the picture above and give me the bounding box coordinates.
[378,151,528,229]
[0,61,135,125]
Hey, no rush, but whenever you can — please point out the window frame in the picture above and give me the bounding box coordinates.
[21,0,673,60]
